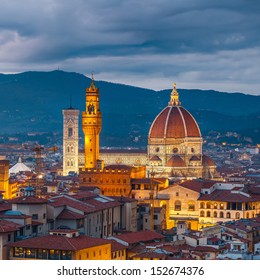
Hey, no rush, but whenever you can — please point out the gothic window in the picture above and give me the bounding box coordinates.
[68,127,73,137]
[71,161,73,166]
[67,146,70,152]
[71,146,74,152]
[67,161,70,166]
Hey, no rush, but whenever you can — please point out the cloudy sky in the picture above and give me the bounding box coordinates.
[0,0,260,95]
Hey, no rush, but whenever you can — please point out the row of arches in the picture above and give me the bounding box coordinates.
[200,211,253,219]
[200,202,224,209]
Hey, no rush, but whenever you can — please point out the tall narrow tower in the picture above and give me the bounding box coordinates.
[82,77,102,169]
[62,103,79,175]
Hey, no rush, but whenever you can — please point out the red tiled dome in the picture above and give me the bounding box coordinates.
[202,155,215,166]
[149,106,201,139]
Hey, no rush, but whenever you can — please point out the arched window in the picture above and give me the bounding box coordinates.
[213,203,218,209]
[188,201,195,211]
[200,211,205,217]
[200,202,205,209]
[67,161,70,166]
[235,212,240,219]
[207,211,211,217]
[67,146,70,153]
[175,200,181,211]
[206,202,211,209]
[226,212,231,219]
[214,211,217,218]
[246,212,250,219]
[220,203,224,210]
[220,211,224,218]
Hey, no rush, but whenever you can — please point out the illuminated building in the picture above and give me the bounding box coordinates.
[8,229,112,260]
[0,160,10,199]
[146,83,216,179]
[62,104,79,175]
[82,76,102,169]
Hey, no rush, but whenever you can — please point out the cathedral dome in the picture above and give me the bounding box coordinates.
[149,106,201,139]
[148,84,201,139]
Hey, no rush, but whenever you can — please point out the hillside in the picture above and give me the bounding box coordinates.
[0,70,259,146]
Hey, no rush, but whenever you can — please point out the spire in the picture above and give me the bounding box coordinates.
[168,83,181,106]
[88,71,97,91]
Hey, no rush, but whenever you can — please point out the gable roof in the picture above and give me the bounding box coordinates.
[8,235,111,251]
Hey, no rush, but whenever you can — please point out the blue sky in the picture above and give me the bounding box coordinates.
[0,0,260,94]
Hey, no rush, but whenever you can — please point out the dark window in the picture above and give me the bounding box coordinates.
[175,200,181,211]
[32,214,38,220]
[68,128,73,137]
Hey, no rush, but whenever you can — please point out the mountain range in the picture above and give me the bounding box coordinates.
[0,70,259,147]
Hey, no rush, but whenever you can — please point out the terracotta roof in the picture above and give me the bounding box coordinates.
[190,156,200,161]
[149,106,201,139]
[56,209,85,220]
[8,235,111,251]
[115,230,164,245]
[110,240,127,252]
[48,196,95,213]
[0,201,12,212]
[198,190,260,202]
[48,195,120,214]
[71,191,98,200]
[180,179,216,193]
[150,155,162,161]
[193,246,219,252]
[0,220,21,233]
[166,155,186,167]
[202,155,215,166]
[11,196,48,204]
[31,221,43,226]
[132,251,166,259]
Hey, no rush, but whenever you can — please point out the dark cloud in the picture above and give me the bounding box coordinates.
[0,0,259,94]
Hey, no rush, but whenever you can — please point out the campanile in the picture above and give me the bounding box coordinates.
[82,77,102,168]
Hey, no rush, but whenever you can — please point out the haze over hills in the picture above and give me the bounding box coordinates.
[0,70,259,147]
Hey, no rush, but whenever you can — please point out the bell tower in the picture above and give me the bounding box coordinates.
[62,102,79,175]
[82,76,102,169]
